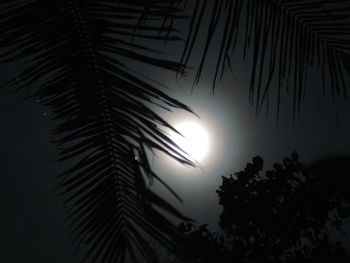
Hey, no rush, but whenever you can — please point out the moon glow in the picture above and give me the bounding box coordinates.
[171,121,210,163]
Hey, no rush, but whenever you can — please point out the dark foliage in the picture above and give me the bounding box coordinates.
[179,153,350,262]
[0,1,195,262]
[177,223,240,263]
[184,0,350,120]
[309,156,350,201]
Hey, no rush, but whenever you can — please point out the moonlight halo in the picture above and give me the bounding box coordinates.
[171,121,210,163]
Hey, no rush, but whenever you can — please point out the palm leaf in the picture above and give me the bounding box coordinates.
[0,0,194,262]
[182,0,350,121]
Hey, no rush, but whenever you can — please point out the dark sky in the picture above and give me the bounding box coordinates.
[1,2,350,262]
[0,88,77,262]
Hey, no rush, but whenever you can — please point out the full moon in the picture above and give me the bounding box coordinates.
[171,121,210,163]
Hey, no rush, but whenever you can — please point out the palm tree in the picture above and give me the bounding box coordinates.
[1,1,350,262]
[182,0,350,121]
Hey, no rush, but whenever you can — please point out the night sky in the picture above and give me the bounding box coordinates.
[1,1,350,262]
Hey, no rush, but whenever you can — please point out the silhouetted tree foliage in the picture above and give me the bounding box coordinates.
[177,222,239,263]
[309,156,350,202]
[178,153,350,263]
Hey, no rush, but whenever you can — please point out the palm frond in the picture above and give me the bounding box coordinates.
[0,0,194,262]
[183,0,350,121]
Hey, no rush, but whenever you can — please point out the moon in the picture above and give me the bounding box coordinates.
[171,121,210,163]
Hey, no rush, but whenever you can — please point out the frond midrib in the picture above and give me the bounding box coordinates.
[67,0,135,241]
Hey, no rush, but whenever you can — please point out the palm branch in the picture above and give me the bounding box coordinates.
[0,1,195,262]
[182,0,350,122]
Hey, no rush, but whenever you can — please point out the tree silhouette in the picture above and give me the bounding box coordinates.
[309,156,350,202]
[178,153,350,263]
[1,1,350,262]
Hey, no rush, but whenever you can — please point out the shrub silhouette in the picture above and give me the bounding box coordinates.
[178,152,350,263]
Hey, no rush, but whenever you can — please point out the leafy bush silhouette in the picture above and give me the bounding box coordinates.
[309,156,350,202]
[178,153,350,263]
